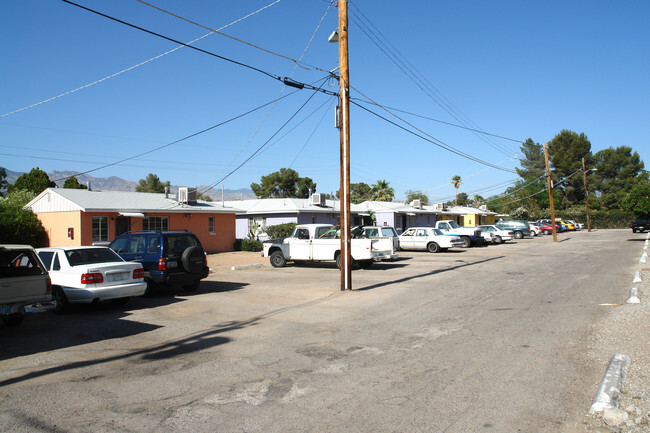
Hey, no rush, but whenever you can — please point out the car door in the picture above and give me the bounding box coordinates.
[399,228,416,249]
[413,229,429,250]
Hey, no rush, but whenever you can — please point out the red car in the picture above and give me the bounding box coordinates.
[534,221,554,235]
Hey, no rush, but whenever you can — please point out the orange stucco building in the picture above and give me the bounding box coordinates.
[26,188,240,253]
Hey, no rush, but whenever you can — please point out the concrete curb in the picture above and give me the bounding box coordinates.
[627,287,641,304]
[590,353,631,413]
[231,263,264,271]
[633,271,642,283]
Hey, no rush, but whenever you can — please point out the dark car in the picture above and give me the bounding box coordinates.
[108,230,209,295]
[631,219,649,233]
[494,220,530,239]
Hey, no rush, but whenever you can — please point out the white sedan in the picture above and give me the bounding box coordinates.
[36,246,146,313]
[398,227,464,253]
[477,225,514,244]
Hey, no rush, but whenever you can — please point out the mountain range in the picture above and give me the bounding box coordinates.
[2,168,257,201]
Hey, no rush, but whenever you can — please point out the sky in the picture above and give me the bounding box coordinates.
[2,0,649,203]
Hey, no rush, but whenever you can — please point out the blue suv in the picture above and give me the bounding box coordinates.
[109,230,209,295]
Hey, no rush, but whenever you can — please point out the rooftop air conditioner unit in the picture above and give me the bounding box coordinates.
[410,199,421,209]
[479,205,487,211]
[178,187,197,205]
[311,193,326,206]
[435,202,444,211]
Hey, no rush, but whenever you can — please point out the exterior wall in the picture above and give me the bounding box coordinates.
[36,211,83,247]
[36,211,235,252]
[375,212,396,230]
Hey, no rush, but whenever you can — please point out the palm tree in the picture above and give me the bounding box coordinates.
[451,175,462,206]
[473,194,484,208]
[371,179,394,202]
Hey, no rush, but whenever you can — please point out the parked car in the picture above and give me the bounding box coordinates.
[565,220,583,230]
[0,245,54,326]
[631,219,649,233]
[559,220,576,231]
[533,221,554,235]
[477,225,514,244]
[109,230,209,295]
[398,227,464,252]
[36,246,146,313]
[495,220,530,239]
[527,223,541,237]
[362,226,400,252]
[475,226,495,244]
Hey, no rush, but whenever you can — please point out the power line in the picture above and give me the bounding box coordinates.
[61,0,337,97]
[350,98,517,174]
[51,89,303,182]
[348,3,516,157]
[135,0,333,74]
[2,0,283,117]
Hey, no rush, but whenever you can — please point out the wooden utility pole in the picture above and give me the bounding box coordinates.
[544,143,557,242]
[338,0,352,290]
[582,157,592,232]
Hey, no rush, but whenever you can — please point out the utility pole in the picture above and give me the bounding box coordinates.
[582,157,592,232]
[544,142,557,242]
[337,0,352,290]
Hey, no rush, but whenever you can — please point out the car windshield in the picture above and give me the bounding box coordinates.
[446,221,460,229]
[65,248,124,266]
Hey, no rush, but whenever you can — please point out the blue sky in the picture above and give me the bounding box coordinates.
[2,0,648,202]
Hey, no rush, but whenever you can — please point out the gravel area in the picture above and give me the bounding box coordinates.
[206,251,267,273]
[582,236,649,432]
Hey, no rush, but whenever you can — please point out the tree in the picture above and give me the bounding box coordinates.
[350,182,373,203]
[371,179,394,202]
[63,176,88,189]
[516,138,546,180]
[450,175,462,206]
[621,181,650,217]
[250,168,316,198]
[473,195,484,208]
[405,190,429,205]
[7,167,55,195]
[548,130,592,209]
[591,146,648,210]
[0,167,7,196]
[136,173,170,193]
[0,190,48,246]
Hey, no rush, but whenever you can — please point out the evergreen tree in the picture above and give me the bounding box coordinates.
[515,138,545,180]
[591,146,648,210]
[63,176,88,189]
[136,173,171,193]
[548,130,592,208]
[251,168,316,198]
[7,167,55,195]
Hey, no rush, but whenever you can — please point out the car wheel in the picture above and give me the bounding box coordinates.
[2,314,24,326]
[183,280,201,292]
[494,235,502,244]
[143,278,156,297]
[460,236,471,248]
[543,230,551,235]
[530,230,536,237]
[110,297,130,306]
[514,231,523,239]
[427,242,440,253]
[358,260,373,269]
[181,246,205,274]
[270,250,287,268]
[52,286,70,314]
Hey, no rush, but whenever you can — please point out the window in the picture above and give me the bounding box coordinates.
[416,229,427,237]
[208,216,215,234]
[143,216,168,231]
[92,216,109,242]
[402,229,415,237]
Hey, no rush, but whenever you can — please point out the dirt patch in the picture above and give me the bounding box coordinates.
[206,251,267,272]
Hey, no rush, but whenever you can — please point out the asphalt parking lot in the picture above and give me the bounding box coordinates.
[1,229,648,432]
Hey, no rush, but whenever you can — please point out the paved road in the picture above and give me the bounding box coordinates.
[0,229,643,432]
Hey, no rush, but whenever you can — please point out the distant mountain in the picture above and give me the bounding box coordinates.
[1,168,256,201]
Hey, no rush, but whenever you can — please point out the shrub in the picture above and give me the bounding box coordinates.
[264,222,296,239]
[240,238,263,252]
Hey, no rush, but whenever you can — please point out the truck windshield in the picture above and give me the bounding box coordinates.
[447,221,460,229]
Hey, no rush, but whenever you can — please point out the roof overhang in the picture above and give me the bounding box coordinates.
[119,212,145,218]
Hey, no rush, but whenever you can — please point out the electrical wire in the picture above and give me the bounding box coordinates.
[200,79,327,193]
[135,0,333,74]
[61,0,338,97]
[350,98,517,174]
[51,89,303,183]
[2,0,283,118]
[348,3,516,157]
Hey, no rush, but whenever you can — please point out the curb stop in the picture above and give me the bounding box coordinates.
[590,353,631,413]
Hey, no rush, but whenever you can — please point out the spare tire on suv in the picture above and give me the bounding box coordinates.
[109,230,209,295]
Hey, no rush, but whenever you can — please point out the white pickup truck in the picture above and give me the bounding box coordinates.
[433,220,483,248]
[262,224,396,269]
